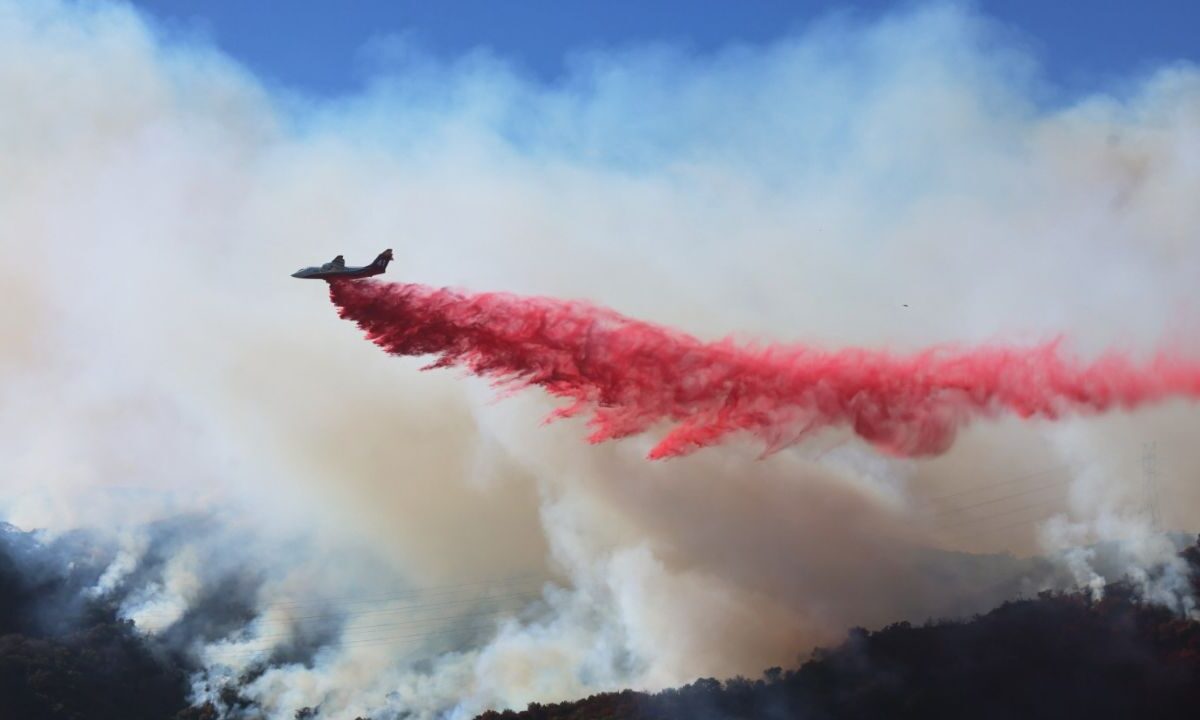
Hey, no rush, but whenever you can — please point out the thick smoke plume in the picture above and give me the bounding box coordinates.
[480,544,1200,720]
[3,0,1200,717]
[333,280,1200,458]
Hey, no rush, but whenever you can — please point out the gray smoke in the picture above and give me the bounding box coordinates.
[1,1,1199,717]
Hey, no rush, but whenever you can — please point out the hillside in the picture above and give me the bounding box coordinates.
[480,540,1200,720]
[2,524,1199,719]
[0,525,193,720]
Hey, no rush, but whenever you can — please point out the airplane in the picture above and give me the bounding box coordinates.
[291,249,393,280]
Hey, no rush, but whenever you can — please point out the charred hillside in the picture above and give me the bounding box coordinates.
[2,522,1200,720]
[480,539,1200,720]
[0,524,193,720]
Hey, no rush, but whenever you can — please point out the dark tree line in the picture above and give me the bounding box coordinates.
[3,520,1199,720]
[480,537,1200,720]
[0,524,195,719]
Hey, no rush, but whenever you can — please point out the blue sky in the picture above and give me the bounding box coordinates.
[131,0,1198,97]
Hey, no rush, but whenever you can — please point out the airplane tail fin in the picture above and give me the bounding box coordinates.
[374,248,394,271]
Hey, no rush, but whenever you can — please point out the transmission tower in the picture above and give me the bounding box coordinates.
[1141,441,1162,532]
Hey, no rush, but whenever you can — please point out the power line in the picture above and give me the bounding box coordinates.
[210,623,504,659]
[132,576,549,622]
[924,460,1093,540]
[238,603,535,644]
[262,591,540,626]
[135,589,543,628]
[134,573,556,663]
[265,573,550,610]
[954,511,1062,537]
[928,461,1080,502]
[939,496,1066,530]
[933,477,1070,517]
[208,607,537,659]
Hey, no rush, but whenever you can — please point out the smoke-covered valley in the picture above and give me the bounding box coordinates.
[2,1,1200,717]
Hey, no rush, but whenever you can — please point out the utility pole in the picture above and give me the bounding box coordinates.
[1141,441,1162,532]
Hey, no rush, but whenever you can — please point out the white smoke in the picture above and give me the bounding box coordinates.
[1,0,1199,717]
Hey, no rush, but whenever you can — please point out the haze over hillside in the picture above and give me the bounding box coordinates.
[2,0,1199,718]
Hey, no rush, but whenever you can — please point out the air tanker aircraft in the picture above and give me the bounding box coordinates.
[292,249,393,280]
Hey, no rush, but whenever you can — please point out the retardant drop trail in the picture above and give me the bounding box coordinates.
[329,280,1200,459]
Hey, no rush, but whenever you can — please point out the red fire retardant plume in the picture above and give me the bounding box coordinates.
[329,280,1200,459]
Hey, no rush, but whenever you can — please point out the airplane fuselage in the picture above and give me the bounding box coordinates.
[291,249,393,280]
[290,265,387,280]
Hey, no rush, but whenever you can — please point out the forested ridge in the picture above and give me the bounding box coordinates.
[479,540,1200,720]
[2,523,1199,719]
[0,524,193,719]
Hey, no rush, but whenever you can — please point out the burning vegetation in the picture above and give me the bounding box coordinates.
[479,541,1200,720]
[2,523,1199,719]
